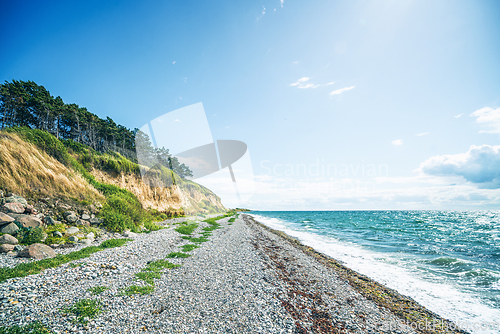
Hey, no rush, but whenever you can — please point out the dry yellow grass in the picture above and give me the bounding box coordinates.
[0,132,103,202]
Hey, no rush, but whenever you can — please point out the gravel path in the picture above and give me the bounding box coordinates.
[0,215,421,333]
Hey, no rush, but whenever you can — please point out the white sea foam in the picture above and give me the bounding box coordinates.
[251,214,500,333]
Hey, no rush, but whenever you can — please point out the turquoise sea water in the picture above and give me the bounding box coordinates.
[250,211,500,333]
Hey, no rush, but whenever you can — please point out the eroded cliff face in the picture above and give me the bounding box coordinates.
[91,169,225,214]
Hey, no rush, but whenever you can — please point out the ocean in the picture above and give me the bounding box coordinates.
[249,211,500,333]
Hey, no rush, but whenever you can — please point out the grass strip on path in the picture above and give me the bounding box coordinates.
[0,239,131,284]
[166,252,191,258]
[0,321,52,334]
[61,299,103,324]
[180,244,199,252]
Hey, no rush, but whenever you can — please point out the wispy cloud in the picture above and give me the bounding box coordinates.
[454,113,463,118]
[262,6,266,15]
[470,107,500,134]
[293,61,298,64]
[392,139,404,146]
[416,132,429,136]
[172,61,176,65]
[281,0,284,8]
[329,86,355,96]
[290,77,334,89]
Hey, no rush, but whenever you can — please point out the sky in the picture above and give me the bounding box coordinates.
[1,0,500,210]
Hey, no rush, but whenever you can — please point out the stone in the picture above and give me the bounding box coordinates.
[15,215,44,228]
[0,234,18,245]
[0,212,15,225]
[68,236,78,242]
[63,211,75,218]
[3,203,25,214]
[86,232,95,240]
[53,231,63,238]
[0,222,19,235]
[43,216,56,225]
[122,231,137,238]
[81,214,91,221]
[18,243,55,259]
[79,239,92,246]
[76,219,89,226]
[0,244,15,253]
[13,245,23,252]
[5,193,14,197]
[3,195,27,206]
[65,214,78,223]
[24,205,37,215]
[89,218,100,225]
[66,227,79,234]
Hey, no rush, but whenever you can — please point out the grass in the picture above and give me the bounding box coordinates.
[166,252,191,258]
[0,322,52,334]
[228,217,236,222]
[174,223,198,235]
[180,244,199,252]
[87,286,108,295]
[0,239,130,283]
[120,285,154,296]
[61,298,103,324]
[144,259,181,271]
[202,225,219,232]
[135,271,161,285]
[180,236,209,243]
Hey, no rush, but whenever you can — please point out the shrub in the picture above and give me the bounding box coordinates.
[16,227,44,245]
[62,299,103,324]
[0,321,51,334]
[175,223,198,235]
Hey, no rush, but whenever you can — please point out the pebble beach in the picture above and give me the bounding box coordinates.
[0,214,467,333]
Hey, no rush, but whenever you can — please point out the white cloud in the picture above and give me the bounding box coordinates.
[470,107,500,134]
[172,61,176,65]
[281,0,284,8]
[293,61,298,64]
[290,77,335,89]
[454,113,463,118]
[329,86,355,96]
[420,144,500,188]
[392,139,403,146]
[416,132,429,136]
[262,6,266,14]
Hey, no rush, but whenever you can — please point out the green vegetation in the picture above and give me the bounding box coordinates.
[135,271,161,285]
[228,217,236,223]
[144,259,181,272]
[16,226,44,245]
[181,236,209,243]
[120,285,154,296]
[166,252,191,258]
[0,322,52,334]
[174,222,198,235]
[87,286,108,295]
[62,299,103,324]
[0,239,130,283]
[180,244,199,252]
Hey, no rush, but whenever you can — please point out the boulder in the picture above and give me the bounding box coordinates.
[24,205,37,215]
[0,212,15,226]
[81,214,91,221]
[18,243,56,259]
[66,227,79,234]
[3,202,25,214]
[86,232,95,240]
[89,218,100,225]
[44,216,56,225]
[63,211,75,218]
[65,214,78,224]
[0,244,15,253]
[79,239,92,246]
[14,245,23,252]
[0,234,18,245]
[15,215,44,228]
[53,231,63,238]
[0,222,19,235]
[68,236,78,242]
[122,231,137,238]
[3,195,27,206]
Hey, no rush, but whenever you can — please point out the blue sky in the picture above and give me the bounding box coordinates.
[1,0,500,210]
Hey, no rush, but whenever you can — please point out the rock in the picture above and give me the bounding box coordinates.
[43,216,56,225]
[66,227,79,234]
[24,205,37,215]
[89,218,100,225]
[0,222,19,235]
[76,233,85,239]
[3,203,25,214]
[122,231,137,238]
[63,211,75,218]
[58,203,71,210]
[53,231,63,238]
[5,192,14,197]
[65,214,78,223]
[86,232,95,240]
[0,244,15,253]
[76,219,89,226]
[68,236,78,242]
[0,234,18,245]
[49,244,60,249]
[79,239,92,245]
[41,233,47,242]
[3,195,27,206]
[81,214,91,221]
[0,212,15,225]
[18,243,55,259]
[15,215,44,228]
[13,245,23,252]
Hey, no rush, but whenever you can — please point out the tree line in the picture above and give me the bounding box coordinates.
[0,80,192,179]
